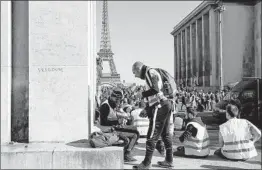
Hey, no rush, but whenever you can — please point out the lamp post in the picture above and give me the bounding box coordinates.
[215,0,225,91]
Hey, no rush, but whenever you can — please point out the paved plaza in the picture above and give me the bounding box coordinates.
[124,131,261,169]
[124,111,262,169]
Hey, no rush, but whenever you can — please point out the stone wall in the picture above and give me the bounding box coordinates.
[1,1,12,144]
[222,4,254,84]
[1,1,96,143]
[28,1,95,142]
[254,1,261,78]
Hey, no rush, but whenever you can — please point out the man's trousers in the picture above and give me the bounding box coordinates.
[143,99,173,165]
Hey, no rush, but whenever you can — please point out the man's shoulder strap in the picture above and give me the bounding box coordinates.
[145,68,161,87]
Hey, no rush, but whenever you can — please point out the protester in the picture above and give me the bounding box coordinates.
[173,106,210,158]
[181,93,187,110]
[214,103,261,161]
[132,61,174,169]
[99,88,140,162]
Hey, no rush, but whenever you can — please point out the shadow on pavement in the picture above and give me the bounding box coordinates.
[245,160,262,165]
[133,147,164,158]
[125,163,167,169]
[66,139,91,148]
[151,164,169,169]
[172,154,232,163]
[201,165,246,169]
[124,162,139,166]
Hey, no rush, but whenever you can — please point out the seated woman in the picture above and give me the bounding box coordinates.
[215,103,261,161]
[173,107,210,158]
[99,88,140,162]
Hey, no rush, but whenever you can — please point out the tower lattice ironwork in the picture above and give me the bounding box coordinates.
[97,0,121,86]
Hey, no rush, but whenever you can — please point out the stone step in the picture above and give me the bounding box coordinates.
[1,141,123,169]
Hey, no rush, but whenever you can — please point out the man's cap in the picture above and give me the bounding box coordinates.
[111,88,123,99]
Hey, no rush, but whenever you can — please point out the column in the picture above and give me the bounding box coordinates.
[195,20,199,86]
[209,9,216,87]
[11,1,29,142]
[190,24,193,86]
[180,31,184,85]
[174,36,177,82]
[28,1,96,142]
[1,1,12,144]
[185,29,188,86]
[197,18,203,87]
[186,27,191,87]
[204,13,210,87]
[192,22,197,87]
[88,1,97,133]
[202,15,205,87]
[177,34,181,85]
[173,36,177,81]
[176,36,179,82]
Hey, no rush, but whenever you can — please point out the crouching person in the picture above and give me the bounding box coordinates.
[215,103,261,161]
[173,107,210,158]
[99,87,140,162]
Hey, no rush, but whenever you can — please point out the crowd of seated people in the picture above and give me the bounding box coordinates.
[94,85,261,163]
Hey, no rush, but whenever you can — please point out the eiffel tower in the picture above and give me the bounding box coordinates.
[97,0,121,86]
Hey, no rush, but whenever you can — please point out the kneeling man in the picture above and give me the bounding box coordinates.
[173,107,210,158]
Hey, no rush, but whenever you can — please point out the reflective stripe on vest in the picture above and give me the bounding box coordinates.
[184,122,210,157]
[133,119,150,127]
[131,109,150,127]
[102,100,118,121]
[145,68,165,107]
[133,119,173,127]
[220,119,257,160]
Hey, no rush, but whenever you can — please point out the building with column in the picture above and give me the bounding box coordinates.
[171,0,261,90]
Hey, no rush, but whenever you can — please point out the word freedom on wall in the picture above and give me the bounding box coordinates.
[38,67,63,72]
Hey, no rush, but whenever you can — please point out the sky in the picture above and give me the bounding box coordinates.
[96,1,202,85]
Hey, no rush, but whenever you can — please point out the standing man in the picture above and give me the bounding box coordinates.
[132,61,174,169]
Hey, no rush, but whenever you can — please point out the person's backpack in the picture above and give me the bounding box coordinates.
[155,68,177,99]
[89,131,120,148]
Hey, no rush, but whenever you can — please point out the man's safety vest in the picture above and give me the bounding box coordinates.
[101,100,118,121]
[145,68,166,107]
[184,122,210,157]
[220,118,257,160]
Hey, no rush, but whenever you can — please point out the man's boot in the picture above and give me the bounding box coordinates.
[133,162,151,170]
[157,160,174,168]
